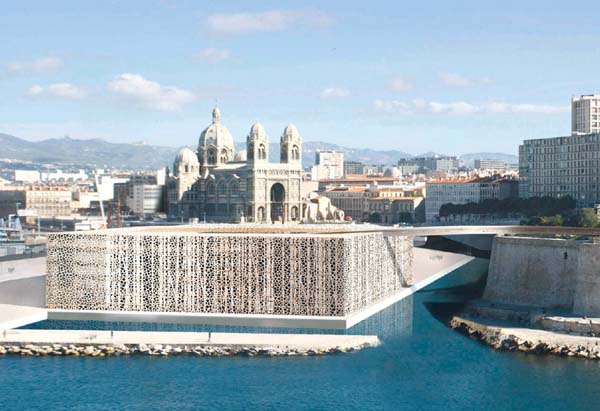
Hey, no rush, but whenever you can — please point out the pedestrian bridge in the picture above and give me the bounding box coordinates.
[366,225,600,237]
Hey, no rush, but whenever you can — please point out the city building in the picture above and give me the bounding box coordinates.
[126,184,164,216]
[321,183,425,223]
[572,94,600,135]
[114,173,163,216]
[398,156,459,174]
[474,158,508,170]
[14,170,41,183]
[41,169,88,182]
[425,177,518,222]
[343,161,364,176]
[311,150,344,181]
[367,196,424,224]
[396,159,420,176]
[46,225,413,318]
[95,175,130,201]
[167,107,304,223]
[519,132,600,205]
[317,175,401,192]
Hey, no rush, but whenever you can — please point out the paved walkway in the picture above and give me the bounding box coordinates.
[0,304,47,329]
[0,256,45,282]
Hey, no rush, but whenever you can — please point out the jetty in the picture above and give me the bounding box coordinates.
[0,329,379,357]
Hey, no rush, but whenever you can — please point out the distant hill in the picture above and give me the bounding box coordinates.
[0,133,518,170]
[261,141,413,168]
[0,133,180,170]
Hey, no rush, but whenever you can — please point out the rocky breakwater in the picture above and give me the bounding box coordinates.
[450,316,600,359]
[0,342,378,358]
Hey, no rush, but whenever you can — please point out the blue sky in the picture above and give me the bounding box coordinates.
[1,0,598,155]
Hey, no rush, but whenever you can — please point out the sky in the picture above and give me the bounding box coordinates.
[1,0,599,155]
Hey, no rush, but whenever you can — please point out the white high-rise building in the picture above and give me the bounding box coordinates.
[311,150,344,181]
[572,94,600,135]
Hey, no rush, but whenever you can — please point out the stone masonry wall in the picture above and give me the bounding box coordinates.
[573,243,600,316]
[483,236,579,309]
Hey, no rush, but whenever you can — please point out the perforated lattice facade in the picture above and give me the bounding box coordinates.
[46,225,413,316]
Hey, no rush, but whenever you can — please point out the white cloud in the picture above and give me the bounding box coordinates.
[7,56,63,73]
[27,83,88,99]
[438,72,492,87]
[197,48,231,62]
[320,87,351,99]
[389,77,413,92]
[206,9,333,34]
[107,73,196,112]
[374,99,569,115]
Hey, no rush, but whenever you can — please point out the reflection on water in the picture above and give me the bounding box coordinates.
[347,296,413,340]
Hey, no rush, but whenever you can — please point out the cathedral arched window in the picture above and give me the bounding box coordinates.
[185,165,189,173]
[220,149,228,164]
[230,180,239,194]
[218,182,227,196]
[258,144,266,160]
[292,145,300,161]
[208,149,216,164]
[207,182,216,195]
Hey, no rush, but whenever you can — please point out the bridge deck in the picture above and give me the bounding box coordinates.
[374,225,600,237]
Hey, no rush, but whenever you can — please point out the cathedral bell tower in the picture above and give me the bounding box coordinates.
[280,123,302,164]
[246,122,269,163]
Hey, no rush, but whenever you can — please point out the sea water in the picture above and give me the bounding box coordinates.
[1,260,599,411]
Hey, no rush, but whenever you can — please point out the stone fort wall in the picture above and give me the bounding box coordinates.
[46,227,413,317]
[483,236,600,315]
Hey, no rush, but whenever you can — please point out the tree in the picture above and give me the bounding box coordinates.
[578,208,598,228]
[398,212,413,223]
[368,212,381,224]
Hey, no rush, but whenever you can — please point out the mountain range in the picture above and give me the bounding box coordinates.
[0,133,517,170]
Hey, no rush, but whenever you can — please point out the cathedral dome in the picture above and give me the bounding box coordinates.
[234,149,247,162]
[282,123,301,141]
[175,147,199,166]
[198,106,234,152]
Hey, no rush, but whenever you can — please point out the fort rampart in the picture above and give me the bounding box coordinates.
[483,236,600,316]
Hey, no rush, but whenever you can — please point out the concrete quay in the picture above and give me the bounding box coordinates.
[0,329,379,357]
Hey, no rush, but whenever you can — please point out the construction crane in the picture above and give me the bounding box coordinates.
[94,174,107,228]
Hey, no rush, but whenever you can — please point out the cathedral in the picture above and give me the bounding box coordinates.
[166,107,306,223]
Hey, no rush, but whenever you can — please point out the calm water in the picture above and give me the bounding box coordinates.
[2,260,600,410]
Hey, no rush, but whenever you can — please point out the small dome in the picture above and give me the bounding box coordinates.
[282,123,301,141]
[383,167,401,178]
[249,122,267,140]
[175,147,199,166]
[234,150,247,162]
